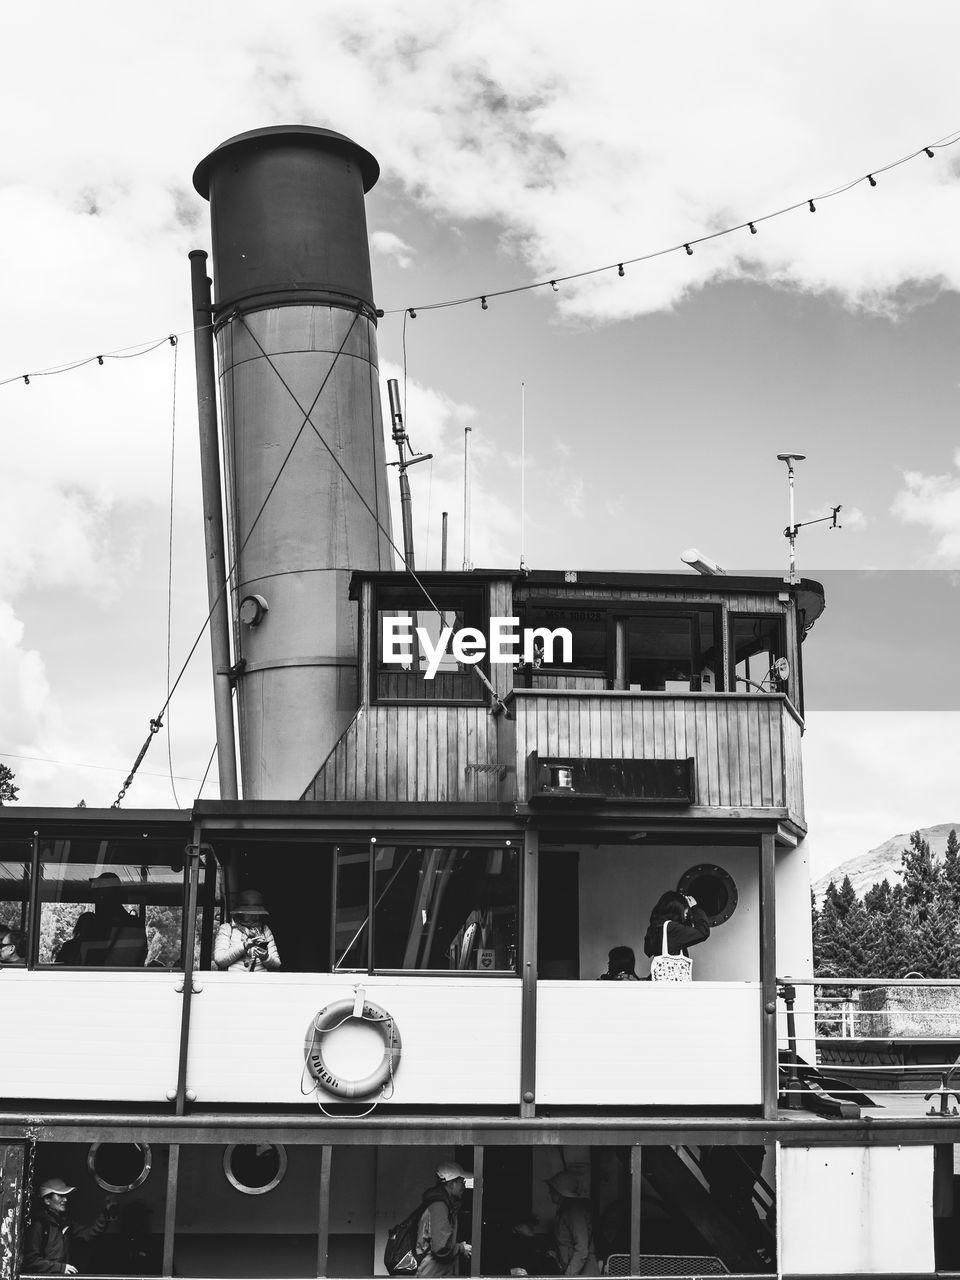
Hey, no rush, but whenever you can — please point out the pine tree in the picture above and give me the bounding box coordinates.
[901,831,941,922]
[943,829,960,910]
[863,879,892,916]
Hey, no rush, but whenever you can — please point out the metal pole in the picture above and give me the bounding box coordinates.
[463,426,472,571]
[189,251,239,799]
[441,512,448,571]
[520,382,526,571]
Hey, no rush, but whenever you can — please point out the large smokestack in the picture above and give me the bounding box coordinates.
[193,126,393,799]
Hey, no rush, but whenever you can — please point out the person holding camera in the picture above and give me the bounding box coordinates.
[643,891,711,962]
[23,1177,118,1274]
[213,889,281,972]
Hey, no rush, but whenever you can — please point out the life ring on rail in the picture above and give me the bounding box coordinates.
[304,998,402,1099]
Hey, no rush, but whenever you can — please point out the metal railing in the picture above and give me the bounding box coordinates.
[777,976,960,1116]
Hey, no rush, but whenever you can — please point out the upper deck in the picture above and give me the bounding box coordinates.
[302,568,823,835]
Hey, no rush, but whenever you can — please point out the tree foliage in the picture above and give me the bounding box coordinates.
[0,763,18,805]
[813,830,960,979]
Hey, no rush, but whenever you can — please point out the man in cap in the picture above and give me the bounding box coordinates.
[23,1177,116,1274]
[414,1161,473,1276]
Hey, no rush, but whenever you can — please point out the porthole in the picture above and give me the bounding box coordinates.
[677,864,738,926]
[223,1143,287,1196]
[87,1142,152,1193]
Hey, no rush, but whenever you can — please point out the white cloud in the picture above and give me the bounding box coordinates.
[371,230,415,268]
[891,451,960,561]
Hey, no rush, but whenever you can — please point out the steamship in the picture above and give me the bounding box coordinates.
[1,126,954,1280]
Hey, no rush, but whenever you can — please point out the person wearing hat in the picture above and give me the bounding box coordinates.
[545,1171,599,1276]
[414,1161,473,1276]
[213,889,281,971]
[23,1177,116,1274]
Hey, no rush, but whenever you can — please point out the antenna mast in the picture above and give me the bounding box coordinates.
[463,425,472,571]
[777,452,842,583]
[387,378,432,570]
[520,381,527,571]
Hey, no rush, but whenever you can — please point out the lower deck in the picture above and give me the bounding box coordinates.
[2,1110,960,1279]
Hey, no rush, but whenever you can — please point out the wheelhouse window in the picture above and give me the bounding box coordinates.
[334,843,518,973]
[37,836,190,967]
[521,604,607,674]
[625,608,719,692]
[375,580,487,703]
[730,615,786,693]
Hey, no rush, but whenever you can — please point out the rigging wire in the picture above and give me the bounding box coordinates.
[165,336,181,808]
[110,310,363,807]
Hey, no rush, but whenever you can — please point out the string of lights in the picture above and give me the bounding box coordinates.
[2,127,958,386]
[0,328,196,390]
[387,127,960,318]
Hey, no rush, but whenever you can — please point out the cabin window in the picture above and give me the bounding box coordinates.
[0,836,32,964]
[36,836,190,968]
[333,843,519,973]
[521,604,608,675]
[625,608,719,692]
[374,581,488,703]
[730,614,786,693]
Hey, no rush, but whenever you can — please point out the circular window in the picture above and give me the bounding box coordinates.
[87,1142,152,1193]
[223,1143,287,1196]
[677,864,738,926]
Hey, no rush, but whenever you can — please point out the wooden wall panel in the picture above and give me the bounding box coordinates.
[512,692,804,822]
[303,706,505,803]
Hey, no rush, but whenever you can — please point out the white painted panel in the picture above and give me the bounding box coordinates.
[186,974,522,1104]
[536,982,761,1105]
[779,1144,935,1274]
[0,971,182,1101]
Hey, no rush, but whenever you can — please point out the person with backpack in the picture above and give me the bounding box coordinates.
[414,1161,473,1277]
[23,1177,117,1274]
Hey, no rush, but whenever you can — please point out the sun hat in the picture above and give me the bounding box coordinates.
[233,889,268,916]
[38,1178,75,1197]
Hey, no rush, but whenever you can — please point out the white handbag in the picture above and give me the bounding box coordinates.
[650,921,693,983]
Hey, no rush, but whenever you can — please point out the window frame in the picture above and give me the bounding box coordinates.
[728,612,788,696]
[331,837,521,977]
[371,579,491,705]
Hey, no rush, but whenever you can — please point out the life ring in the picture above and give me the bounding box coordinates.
[304,998,402,1099]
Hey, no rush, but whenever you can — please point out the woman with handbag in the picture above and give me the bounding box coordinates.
[643,891,710,981]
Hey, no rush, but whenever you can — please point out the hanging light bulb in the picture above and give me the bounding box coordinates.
[550,280,559,291]
[808,200,816,213]
[925,147,934,158]
[867,174,877,187]
[480,296,488,310]
[748,223,757,234]
[684,244,693,256]
[408,308,417,319]
[618,264,624,277]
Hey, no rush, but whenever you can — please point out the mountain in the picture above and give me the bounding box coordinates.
[812,822,960,904]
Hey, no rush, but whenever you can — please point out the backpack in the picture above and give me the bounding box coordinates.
[383,1200,428,1275]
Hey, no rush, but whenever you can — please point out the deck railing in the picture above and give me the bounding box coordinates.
[778,976,960,1116]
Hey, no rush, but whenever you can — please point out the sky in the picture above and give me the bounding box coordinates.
[1,1,959,878]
